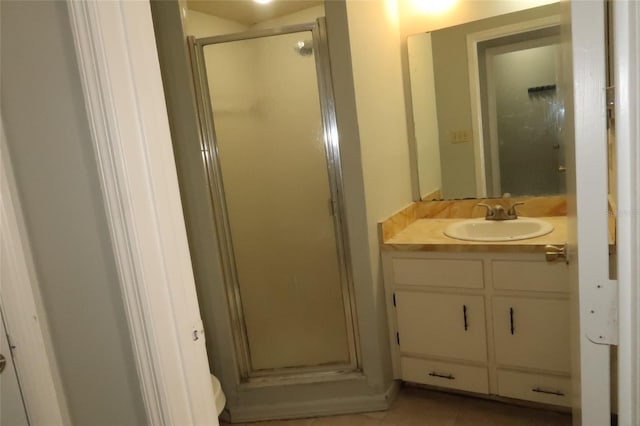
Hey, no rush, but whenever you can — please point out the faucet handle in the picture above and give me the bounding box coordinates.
[507,201,525,218]
[475,203,494,218]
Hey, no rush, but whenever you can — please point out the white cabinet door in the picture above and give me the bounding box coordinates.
[492,297,570,373]
[395,291,487,362]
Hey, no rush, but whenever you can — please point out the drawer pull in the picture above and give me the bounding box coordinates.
[463,305,468,331]
[509,307,515,335]
[532,387,564,396]
[428,371,455,380]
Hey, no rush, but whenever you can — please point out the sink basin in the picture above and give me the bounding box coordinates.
[444,217,554,242]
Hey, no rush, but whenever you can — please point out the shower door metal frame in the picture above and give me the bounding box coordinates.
[188,19,361,385]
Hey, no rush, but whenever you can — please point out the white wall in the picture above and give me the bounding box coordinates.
[0,2,147,425]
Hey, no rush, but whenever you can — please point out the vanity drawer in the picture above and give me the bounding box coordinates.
[492,260,569,293]
[401,357,489,394]
[392,258,484,289]
[497,369,571,407]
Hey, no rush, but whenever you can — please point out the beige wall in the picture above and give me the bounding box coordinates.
[1,2,147,425]
[345,0,414,245]
[398,0,558,38]
[338,0,414,389]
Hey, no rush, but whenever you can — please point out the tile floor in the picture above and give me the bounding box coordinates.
[221,386,572,426]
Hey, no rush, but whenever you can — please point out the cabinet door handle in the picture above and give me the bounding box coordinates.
[463,305,468,331]
[509,307,515,335]
[428,371,455,380]
[532,387,564,396]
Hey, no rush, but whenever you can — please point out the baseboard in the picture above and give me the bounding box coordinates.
[226,380,400,423]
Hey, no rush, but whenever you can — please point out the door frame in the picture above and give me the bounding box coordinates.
[566,1,613,424]
[1,118,71,425]
[66,1,219,425]
[613,0,640,424]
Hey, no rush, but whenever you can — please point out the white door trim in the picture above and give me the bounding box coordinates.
[613,1,640,423]
[1,118,71,425]
[66,2,218,425]
[466,15,561,198]
[568,1,611,424]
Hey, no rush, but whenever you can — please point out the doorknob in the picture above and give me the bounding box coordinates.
[0,354,6,374]
[545,244,568,263]
[558,165,567,173]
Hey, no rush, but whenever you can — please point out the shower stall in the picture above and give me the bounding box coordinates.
[188,19,360,383]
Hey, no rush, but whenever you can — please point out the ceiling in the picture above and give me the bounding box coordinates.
[187,0,323,26]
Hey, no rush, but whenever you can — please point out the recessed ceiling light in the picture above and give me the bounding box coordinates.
[254,0,273,4]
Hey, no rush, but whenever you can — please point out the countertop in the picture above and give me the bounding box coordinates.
[382,216,615,253]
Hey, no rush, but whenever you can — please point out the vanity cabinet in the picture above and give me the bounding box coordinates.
[383,252,571,407]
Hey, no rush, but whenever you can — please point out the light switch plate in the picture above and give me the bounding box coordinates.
[449,130,472,143]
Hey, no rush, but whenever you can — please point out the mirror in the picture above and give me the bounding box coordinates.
[407,3,563,200]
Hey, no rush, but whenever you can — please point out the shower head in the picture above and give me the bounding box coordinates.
[295,40,313,57]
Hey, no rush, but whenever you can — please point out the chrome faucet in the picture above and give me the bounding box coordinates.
[476,202,525,221]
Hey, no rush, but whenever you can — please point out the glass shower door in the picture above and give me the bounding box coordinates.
[190,22,358,379]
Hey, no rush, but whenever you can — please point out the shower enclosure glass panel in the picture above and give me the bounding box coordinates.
[193,26,356,376]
